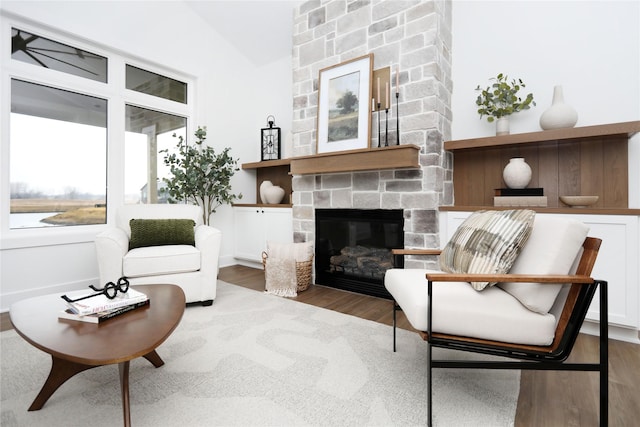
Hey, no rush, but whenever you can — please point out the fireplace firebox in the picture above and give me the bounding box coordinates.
[315,209,404,299]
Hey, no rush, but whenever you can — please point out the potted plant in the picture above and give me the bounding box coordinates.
[161,126,241,225]
[475,73,535,135]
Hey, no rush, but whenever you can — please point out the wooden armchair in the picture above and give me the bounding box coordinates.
[385,212,608,426]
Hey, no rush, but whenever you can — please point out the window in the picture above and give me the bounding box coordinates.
[10,80,107,229]
[126,65,187,103]
[124,105,186,204]
[4,24,193,232]
[11,28,107,83]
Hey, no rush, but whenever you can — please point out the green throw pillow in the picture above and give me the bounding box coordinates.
[439,209,535,291]
[129,218,196,250]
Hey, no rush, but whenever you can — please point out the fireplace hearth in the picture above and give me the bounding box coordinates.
[315,209,404,299]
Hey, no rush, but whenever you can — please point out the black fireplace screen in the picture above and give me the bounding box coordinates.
[315,209,404,299]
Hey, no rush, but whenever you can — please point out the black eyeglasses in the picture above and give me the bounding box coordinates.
[61,277,130,303]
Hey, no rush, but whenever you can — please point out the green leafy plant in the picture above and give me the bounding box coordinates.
[475,73,535,122]
[161,126,241,225]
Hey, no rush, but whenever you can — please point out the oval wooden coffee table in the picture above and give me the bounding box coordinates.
[9,284,185,427]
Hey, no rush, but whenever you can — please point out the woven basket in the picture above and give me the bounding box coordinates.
[262,251,313,292]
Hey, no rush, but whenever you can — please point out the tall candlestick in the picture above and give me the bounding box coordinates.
[377,77,381,105]
[385,108,389,147]
[371,98,375,112]
[396,66,399,93]
[386,82,389,109]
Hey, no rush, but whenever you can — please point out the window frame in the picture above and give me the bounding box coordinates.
[1,16,196,249]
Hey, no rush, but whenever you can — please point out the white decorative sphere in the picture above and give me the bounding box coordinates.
[503,158,532,189]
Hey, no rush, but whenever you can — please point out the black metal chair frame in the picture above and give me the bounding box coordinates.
[391,237,608,426]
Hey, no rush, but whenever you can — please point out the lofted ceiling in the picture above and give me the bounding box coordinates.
[185,0,298,66]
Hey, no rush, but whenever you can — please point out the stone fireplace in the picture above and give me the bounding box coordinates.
[290,1,453,278]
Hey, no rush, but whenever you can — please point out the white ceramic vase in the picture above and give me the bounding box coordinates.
[263,185,285,204]
[539,85,578,130]
[259,180,273,204]
[496,117,510,136]
[503,157,532,189]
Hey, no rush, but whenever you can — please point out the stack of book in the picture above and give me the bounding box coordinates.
[494,188,548,207]
[59,288,149,324]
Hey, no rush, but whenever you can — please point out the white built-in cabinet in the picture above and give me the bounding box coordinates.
[233,206,293,263]
[439,211,640,332]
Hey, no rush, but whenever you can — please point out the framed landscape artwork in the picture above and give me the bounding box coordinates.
[316,54,373,154]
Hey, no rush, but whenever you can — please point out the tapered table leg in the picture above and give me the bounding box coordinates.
[29,356,94,411]
[143,349,164,368]
[119,361,131,427]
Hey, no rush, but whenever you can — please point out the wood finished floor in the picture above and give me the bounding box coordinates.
[2,265,638,426]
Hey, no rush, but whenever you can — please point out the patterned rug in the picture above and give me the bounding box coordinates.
[1,282,519,426]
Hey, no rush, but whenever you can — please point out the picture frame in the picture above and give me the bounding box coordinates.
[316,54,373,154]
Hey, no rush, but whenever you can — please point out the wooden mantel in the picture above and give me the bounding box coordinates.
[289,144,420,175]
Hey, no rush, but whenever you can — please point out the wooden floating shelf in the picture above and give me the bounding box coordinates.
[290,144,420,175]
[444,121,640,151]
[439,205,640,216]
[241,158,291,169]
[233,203,293,208]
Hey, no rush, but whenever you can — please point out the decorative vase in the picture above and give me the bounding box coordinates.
[263,185,285,204]
[503,157,532,189]
[539,85,578,130]
[496,117,510,136]
[259,180,273,204]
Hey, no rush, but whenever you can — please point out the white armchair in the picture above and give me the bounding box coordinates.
[95,204,221,305]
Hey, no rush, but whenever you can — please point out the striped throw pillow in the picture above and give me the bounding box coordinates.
[439,209,536,290]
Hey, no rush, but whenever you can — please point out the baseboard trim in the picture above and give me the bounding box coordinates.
[581,320,640,344]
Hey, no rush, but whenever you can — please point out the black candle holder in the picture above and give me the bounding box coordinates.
[384,108,389,147]
[396,92,400,145]
[377,102,381,148]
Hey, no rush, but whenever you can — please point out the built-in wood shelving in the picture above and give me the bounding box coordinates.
[444,121,640,212]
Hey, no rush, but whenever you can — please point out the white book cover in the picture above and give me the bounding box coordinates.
[64,288,148,315]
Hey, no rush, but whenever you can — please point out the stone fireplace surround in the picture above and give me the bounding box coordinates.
[290,0,453,272]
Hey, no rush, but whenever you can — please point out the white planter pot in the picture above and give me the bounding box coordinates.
[496,117,510,136]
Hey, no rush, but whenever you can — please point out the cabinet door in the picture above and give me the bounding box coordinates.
[234,207,266,262]
[571,214,639,328]
[234,207,293,262]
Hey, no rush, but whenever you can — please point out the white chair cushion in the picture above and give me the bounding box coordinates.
[439,209,535,290]
[385,268,557,346]
[497,215,589,314]
[123,245,201,278]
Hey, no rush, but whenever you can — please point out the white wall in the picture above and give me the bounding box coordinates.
[451,0,640,207]
[0,0,294,310]
[451,0,639,138]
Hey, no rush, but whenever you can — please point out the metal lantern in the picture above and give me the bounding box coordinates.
[261,115,281,161]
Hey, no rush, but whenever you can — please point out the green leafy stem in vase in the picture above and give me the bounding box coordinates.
[161,126,242,226]
[475,73,535,122]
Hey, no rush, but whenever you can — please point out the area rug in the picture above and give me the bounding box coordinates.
[1,281,519,426]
